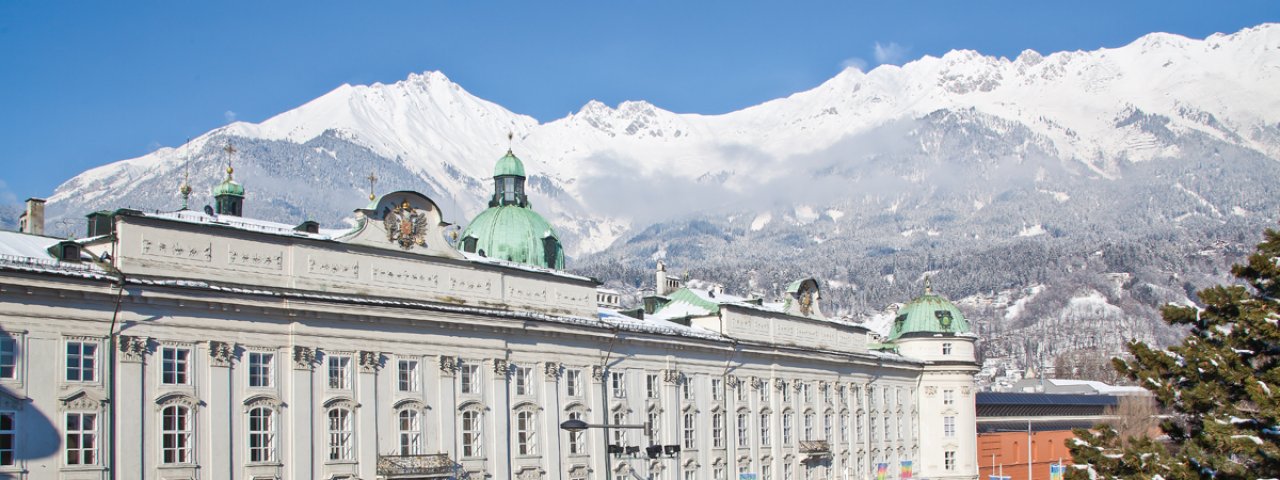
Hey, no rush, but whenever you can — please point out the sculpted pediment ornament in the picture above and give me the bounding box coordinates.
[243,394,286,412]
[209,341,237,367]
[492,359,510,376]
[543,362,561,380]
[439,356,459,377]
[924,386,937,396]
[119,335,150,363]
[663,369,682,384]
[359,351,382,373]
[293,346,317,370]
[155,392,203,411]
[60,389,108,411]
[592,366,605,381]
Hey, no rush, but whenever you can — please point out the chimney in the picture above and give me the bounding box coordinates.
[19,198,45,236]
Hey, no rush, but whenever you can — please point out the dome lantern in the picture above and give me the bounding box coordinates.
[460,148,564,269]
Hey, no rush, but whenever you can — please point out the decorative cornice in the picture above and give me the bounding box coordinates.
[543,361,561,381]
[118,336,149,363]
[292,346,317,370]
[359,351,382,373]
[208,341,237,367]
[439,356,458,377]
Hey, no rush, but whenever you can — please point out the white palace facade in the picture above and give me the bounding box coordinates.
[0,150,979,480]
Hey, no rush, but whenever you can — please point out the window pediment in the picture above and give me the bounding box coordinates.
[155,392,202,411]
[243,394,285,412]
[0,390,25,411]
[392,398,427,412]
[323,397,359,410]
[60,389,107,411]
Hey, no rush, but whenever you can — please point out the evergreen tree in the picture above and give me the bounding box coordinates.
[1067,228,1280,479]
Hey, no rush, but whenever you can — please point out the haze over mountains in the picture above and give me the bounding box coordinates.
[41,25,1280,385]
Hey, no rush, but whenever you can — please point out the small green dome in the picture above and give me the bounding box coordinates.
[460,205,564,269]
[213,167,245,197]
[888,280,970,341]
[494,150,526,177]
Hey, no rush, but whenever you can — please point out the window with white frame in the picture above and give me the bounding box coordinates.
[567,410,585,454]
[761,461,772,480]
[682,412,696,449]
[648,411,661,439]
[822,385,830,405]
[248,352,273,388]
[944,450,955,470]
[942,343,952,355]
[398,409,422,455]
[840,413,849,442]
[611,371,626,398]
[856,415,864,441]
[783,462,793,480]
[0,412,14,466]
[65,412,98,465]
[714,466,725,480]
[759,382,769,403]
[566,369,582,397]
[736,382,747,403]
[646,374,660,399]
[684,469,696,480]
[712,412,724,448]
[160,346,191,385]
[800,383,811,403]
[882,416,891,442]
[867,386,876,409]
[398,359,420,392]
[782,412,794,445]
[823,413,833,441]
[514,366,533,396]
[613,411,628,444]
[327,355,351,390]
[943,416,955,438]
[943,389,954,405]
[327,407,354,461]
[712,378,723,401]
[0,336,16,380]
[760,412,772,446]
[65,340,97,382]
[515,409,537,455]
[780,382,791,403]
[247,406,276,463]
[868,416,876,443]
[897,415,904,440]
[682,379,692,401]
[460,362,480,395]
[461,408,483,457]
[737,412,749,446]
[803,413,814,441]
[161,405,193,463]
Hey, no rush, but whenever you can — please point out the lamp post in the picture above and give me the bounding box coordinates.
[560,420,655,480]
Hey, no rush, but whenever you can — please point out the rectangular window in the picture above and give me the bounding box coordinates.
[65,412,98,465]
[944,416,955,437]
[782,412,793,445]
[327,355,351,390]
[781,382,791,403]
[161,405,192,464]
[824,413,833,441]
[682,413,696,449]
[161,347,190,385]
[0,337,15,380]
[328,408,353,461]
[801,383,811,403]
[461,362,480,394]
[759,382,769,403]
[762,462,772,480]
[737,413,749,446]
[66,340,98,383]
[614,412,627,444]
[804,413,814,441]
[646,374,660,399]
[942,342,952,355]
[944,450,956,470]
[398,360,420,392]
[685,470,696,480]
[461,410,482,458]
[567,411,584,454]
[514,366,532,396]
[682,380,692,401]
[712,378,723,401]
[516,410,537,455]
[760,413,772,446]
[648,411,661,439]
[248,352,273,388]
[611,371,626,398]
[840,414,849,443]
[0,412,14,466]
[943,389,954,405]
[712,412,724,448]
[736,382,747,403]
[398,410,421,455]
[784,463,793,480]
[566,369,581,397]
[248,407,276,462]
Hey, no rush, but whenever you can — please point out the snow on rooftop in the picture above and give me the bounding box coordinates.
[0,230,61,259]
[1047,379,1150,395]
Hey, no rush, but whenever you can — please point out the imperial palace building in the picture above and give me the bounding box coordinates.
[0,149,979,480]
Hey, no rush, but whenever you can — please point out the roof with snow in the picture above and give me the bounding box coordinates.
[887,278,970,341]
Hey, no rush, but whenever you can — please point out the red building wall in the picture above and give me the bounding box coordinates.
[977,430,1074,480]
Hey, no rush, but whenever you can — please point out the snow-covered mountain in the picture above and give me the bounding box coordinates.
[47,24,1280,257]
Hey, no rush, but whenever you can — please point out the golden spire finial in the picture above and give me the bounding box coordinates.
[924,276,933,295]
[506,131,514,154]
[179,138,193,209]
[367,171,378,201]
[223,143,237,176]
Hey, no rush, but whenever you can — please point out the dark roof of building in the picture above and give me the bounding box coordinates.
[977,392,1120,407]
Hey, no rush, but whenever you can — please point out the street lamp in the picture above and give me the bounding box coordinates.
[560,420,666,480]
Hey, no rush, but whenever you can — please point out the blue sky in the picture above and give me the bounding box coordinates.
[0,1,1275,203]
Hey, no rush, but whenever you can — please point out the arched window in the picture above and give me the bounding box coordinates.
[682,412,696,449]
[247,407,276,463]
[803,412,815,441]
[161,405,192,464]
[782,411,794,445]
[736,411,750,447]
[760,411,772,446]
[515,408,537,456]
[566,409,586,455]
[461,408,483,458]
[398,409,422,455]
[823,412,833,441]
[328,407,353,461]
[711,412,724,448]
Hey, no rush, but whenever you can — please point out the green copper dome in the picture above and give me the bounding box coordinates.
[459,149,564,269]
[213,167,245,197]
[460,205,564,269]
[494,150,526,177]
[887,279,970,341]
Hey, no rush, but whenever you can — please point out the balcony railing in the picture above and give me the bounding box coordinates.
[377,453,455,478]
[798,440,830,454]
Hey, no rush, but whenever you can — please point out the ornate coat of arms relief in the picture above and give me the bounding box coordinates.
[384,200,429,250]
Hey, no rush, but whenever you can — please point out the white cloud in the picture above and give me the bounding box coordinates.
[840,57,868,72]
[0,179,16,205]
[224,110,238,122]
[873,41,909,65]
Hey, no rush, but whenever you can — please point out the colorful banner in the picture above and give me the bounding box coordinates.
[899,460,912,479]
[1049,463,1066,480]
[876,463,889,480]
